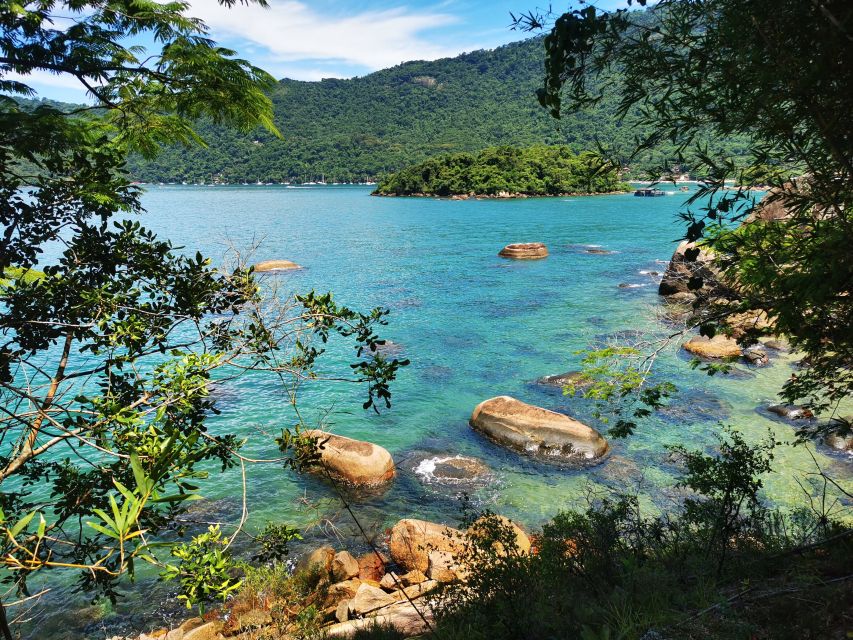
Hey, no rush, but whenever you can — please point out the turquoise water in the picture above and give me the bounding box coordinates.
[16,185,852,638]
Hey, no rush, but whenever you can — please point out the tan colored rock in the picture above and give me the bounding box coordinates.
[498,242,548,260]
[253,259,302,272]
[234,609,271,630]
[427,549,460,583]
[348,583,397,616]
[379,572,400,590]
[725,310,774,339]
[399,569,427,586]
[296,545,335,576]
[357,552,388,582]
[325,601,434,638]
[468,515,531,556]
[394,579,439,601]
[469,396,609,461]
[682,334,742,359]
[388,518,465,573]
[183,622,223,640]
[325,579,362,608]
[336,599,350,623]
[332,550,360,582]
[304,430,395,486]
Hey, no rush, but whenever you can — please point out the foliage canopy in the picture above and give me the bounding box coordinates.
[518,0,853,425]
[0,0,406,633]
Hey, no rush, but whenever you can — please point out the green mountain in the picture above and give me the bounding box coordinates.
[122,36,748,183]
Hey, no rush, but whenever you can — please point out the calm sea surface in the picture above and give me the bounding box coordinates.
[19,185,852,638]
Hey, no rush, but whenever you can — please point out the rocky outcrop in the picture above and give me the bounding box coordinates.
[657,241,723,299]
[537,371,593,390]
[498,242,548,260]
[682,334,742,359]
[304,430,395,486]
[469,396,609,462]
[253,259,302,272]
[388,518,465,574]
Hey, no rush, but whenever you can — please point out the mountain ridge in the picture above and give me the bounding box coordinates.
[118,35,747,183]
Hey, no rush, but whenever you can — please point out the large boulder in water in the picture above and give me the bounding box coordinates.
[658,241,722,297]
[388,519,465,574]
[498,243,548,260]
[469,396,609,462]
[253,259,302,272]
[304,430,395,486]
[682,334,742,359]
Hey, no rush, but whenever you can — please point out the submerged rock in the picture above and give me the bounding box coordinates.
[742,344,769,366]
[304,430,395,486]
[498,242,548,260]
[536,371,593,390]
[253,259,302,272]
[767,404,814,421]
[412,454,490,484]
[361,340,404,358]
[469,396,609,462]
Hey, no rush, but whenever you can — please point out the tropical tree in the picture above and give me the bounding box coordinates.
[515,0,852,431]
[0,1,406,634]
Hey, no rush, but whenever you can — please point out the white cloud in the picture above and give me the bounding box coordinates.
[5,69,88,91]
[188,1,462,73]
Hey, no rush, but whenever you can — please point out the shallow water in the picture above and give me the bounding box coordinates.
[14,185,852,638]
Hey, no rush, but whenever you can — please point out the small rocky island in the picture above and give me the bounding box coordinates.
[372,145,630,198]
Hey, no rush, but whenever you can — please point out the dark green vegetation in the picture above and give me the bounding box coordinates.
[373,145,629,196]
[519,0,853,430]
[0,0,405,634]
[125,35,751,184]
[430,432,851,640]
[224,430,851,640]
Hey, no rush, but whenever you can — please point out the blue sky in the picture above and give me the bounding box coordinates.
[17,0,634,102]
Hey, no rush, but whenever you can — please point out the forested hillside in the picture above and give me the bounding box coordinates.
[125,36,750,183]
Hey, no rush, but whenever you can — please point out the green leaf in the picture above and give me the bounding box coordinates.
[9,511,36,538]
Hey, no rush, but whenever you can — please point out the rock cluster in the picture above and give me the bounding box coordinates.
[131,514,533,640]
